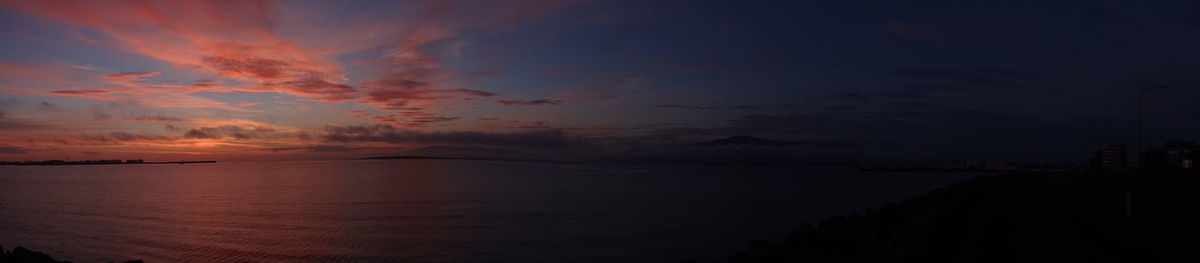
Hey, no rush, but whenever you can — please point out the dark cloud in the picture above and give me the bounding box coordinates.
[305,145,355,152]
[130,115,185,122]
[0,145,30,154]
[103,71,159,79]
[269,145,355,152]
[323,124,578,149]
[893,68,1039,90]
[0,99,11,118]
[360,77,499,127]
[178,125,299,140]
[202,54,360,102]
[267,77,357,102]
[79,132,172,143]
[497,99,564,106]
[0,119,55,130]
[201,55,288,79]
[450,89,499,97]
[655,104,721,110]
[183,129,222,139]
[514,121,552,129]
[654,104,799,111]
[37,101,62,111]
[364,83,498,103]
[364,79,435,101]
[643,83,1136,163]
[51,89,111,95]
[91,109,112,120]
[412,116,459,123]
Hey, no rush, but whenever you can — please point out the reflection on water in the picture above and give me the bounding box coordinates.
[0,160,973,262]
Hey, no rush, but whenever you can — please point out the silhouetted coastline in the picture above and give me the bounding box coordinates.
[709,171,1200,262]
[0,245,141,263]
[361,155,555,163]
[1,160,216,166]
[858,161,1084,173]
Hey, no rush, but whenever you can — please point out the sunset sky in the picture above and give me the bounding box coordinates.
[3,0,1200,162]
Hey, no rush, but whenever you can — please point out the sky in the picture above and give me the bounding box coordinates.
[2,0,1200,163]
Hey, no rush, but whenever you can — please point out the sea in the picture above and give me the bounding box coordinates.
[0,159,976,262]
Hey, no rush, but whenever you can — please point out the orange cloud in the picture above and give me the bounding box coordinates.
[0,117,311,152]
[1,0,346,100]
[103,71,160,80]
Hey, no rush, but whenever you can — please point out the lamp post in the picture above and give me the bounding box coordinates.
[1137,85,1167,167]
[1128,85,1167,221]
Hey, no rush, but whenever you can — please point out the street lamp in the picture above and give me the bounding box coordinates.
[1137,85,1168,167]
[1128,85,1167,221]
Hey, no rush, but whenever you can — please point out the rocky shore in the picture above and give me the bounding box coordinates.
[0,246,141,263]
[713,171,1200,262]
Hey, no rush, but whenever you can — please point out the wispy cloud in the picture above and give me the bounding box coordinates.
[322,124,578,149]
[0,145,31,154]
[0,0,590,159]
[125,115,186,122]
[497,99,564,106]
[103,71,159,80]
[269,145,355,152]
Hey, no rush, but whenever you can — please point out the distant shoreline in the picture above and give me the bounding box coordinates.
[1,245,141,263]
[361,155,560,164]
[362,155,865,167]
[2,160,217,166]
[717,171,1200,262]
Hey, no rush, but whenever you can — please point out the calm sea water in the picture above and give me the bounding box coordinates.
[0,160,974,262]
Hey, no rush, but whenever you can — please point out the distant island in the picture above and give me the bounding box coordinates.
[858,160,1086,173]
[361,155,558,163]
[363,155,496,161]
[678,135,858,148]
[1,159,217,166]
[680,136,806,147]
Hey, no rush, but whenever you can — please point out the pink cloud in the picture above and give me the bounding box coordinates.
[50,89,112,95]
[103,71,159,80]
[0,0,583,142]
[99,115,188,122]
[1,0,346,99]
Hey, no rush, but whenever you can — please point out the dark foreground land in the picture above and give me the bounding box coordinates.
[721,171,1200,263]
[0,246,139,263]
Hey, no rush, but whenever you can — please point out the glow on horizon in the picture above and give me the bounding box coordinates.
[0,0,626,161]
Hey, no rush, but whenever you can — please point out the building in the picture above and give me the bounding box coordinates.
[1091,144,1127,171]
[1140,141,1197,170]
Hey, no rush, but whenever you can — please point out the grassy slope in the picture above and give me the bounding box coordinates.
[721,171,1200,263]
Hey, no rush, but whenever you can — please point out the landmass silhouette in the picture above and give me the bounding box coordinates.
[701,171,1200,262]
[0,245,141,263]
